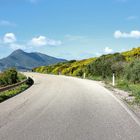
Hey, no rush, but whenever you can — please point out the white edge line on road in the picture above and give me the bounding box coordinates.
[66,76,140,127]
[106,88,140,127]
[25,74,140,127]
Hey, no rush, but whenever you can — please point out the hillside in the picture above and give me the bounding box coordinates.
[33,58,96,76]
[33,47,140,103]
[0,49,66,71]
[122,47,140,60]
[33,47,140,77]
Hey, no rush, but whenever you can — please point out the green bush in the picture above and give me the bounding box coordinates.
[0,68,28,87]
[111,62,126,78]
[116,80,130,91]
[125,59,140,84]
[73,68,83,77]
[4,68,18,84]
[17,73,27,81]
[0,68,18,86]
[26,77,34,85]
[135,91,140,104]
[87,53,125,79]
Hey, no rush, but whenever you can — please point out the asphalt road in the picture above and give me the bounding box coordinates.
[0,73,140,140]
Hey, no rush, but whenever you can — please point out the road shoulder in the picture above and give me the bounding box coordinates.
[98,81,140,120]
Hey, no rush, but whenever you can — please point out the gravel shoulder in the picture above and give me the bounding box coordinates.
[98,81,140,119]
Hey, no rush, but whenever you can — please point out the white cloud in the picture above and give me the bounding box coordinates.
[0,33,62,51]
[46,39,62,46]
[3,33,17,43]
[114,30,140,39]
[104,47,113,54]
[0,20,16,27]
[1,33,25,50]
[30,36,47,46]
[30,36,62,47]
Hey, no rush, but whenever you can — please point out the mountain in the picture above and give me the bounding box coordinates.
[0,49,67,71]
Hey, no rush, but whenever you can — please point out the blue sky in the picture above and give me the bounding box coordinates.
[0,0,140,60]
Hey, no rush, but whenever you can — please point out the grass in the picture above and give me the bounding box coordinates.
[0,83,29,103]
[114,79,140,104]
[115,79,131,91]
[87,75,103,81]
[128,84,140,104]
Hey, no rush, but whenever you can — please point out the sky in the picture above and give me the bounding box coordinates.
[0,0,140,60]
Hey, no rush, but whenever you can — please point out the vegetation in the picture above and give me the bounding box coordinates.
[0,68,26,87]
[0,84,28,103]
[33,47,140,104]
[34,58,96,77]
[0,68,34,102]
[87,53,126,79]
[125,59,140,84]
[122,47,140,61]
[0,77,34,103]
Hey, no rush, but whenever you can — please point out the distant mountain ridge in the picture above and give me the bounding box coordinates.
[0,49,67,71]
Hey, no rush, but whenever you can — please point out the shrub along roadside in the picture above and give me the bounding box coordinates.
[0,68,27,87]
[116,80,140,104]
[86,57,140,104]
[0,77,34,103]
[17,72,27,82]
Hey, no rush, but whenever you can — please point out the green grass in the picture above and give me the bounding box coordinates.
[128,84,140,104]
[115,80,140,104]
[87,75,102,81]
[115,80,130,91]
[0,83,29,103]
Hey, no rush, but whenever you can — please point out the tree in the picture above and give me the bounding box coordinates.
[125,59,140,84]
[4,68,18,85]
[86,53,126,79]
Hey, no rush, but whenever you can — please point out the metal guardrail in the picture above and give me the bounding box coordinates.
[0,79,28,93]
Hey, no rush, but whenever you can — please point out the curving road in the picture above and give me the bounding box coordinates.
[0,73,140,140]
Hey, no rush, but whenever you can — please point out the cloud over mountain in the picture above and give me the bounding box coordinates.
[30,36,62,47]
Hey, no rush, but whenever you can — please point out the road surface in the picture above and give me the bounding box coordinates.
[0,73,140,140]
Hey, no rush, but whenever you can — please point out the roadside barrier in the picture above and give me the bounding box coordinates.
[0,79,28,93]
